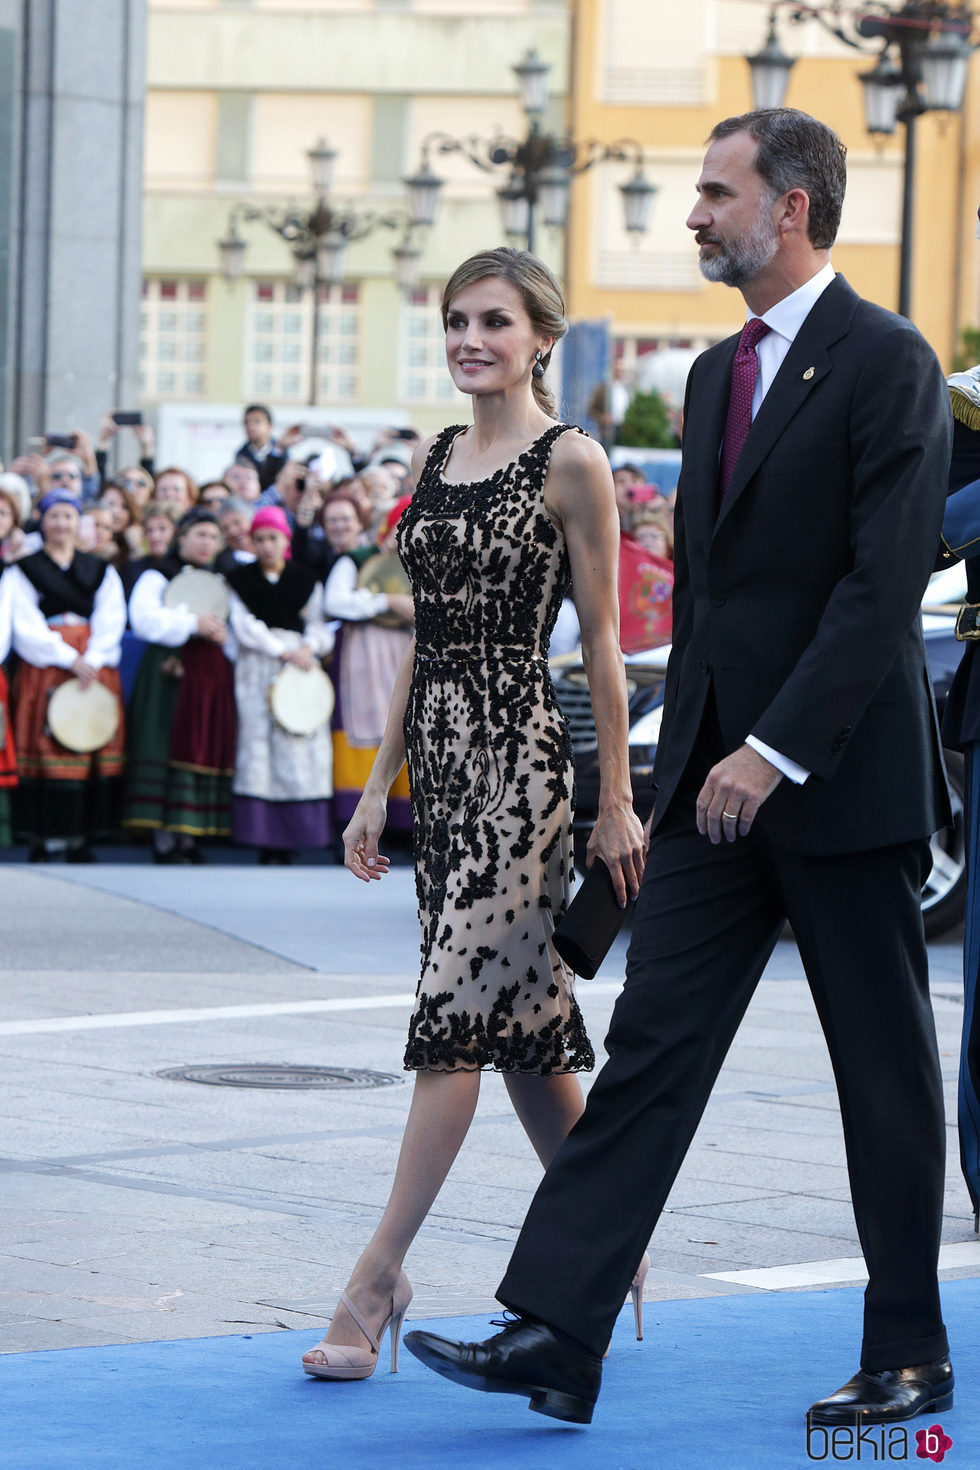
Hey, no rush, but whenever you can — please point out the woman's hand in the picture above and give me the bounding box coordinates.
[96,414,117,452]
[343,792,391,883]
[134,421,156,459]
[586,799,647,909]
[386,593,414,625]
[196,613,226,643]
[71,656,97,690]
[282,644,315,672]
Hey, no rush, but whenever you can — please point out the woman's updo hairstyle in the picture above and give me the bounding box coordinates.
[440,248,568,419]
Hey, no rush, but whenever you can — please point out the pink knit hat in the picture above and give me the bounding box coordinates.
[251,505,292,557]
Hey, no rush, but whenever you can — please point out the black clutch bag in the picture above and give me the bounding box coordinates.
[554,858,628,980]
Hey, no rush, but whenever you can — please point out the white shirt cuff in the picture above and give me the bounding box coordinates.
[746,735,810,786]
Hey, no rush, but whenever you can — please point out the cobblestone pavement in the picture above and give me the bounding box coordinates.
[1,864,977,1354]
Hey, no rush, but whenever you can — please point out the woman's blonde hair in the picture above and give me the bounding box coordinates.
[0,485,23,531]
[440,248,568,419]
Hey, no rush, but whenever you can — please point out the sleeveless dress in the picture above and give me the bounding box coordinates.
[397,422,595,1075]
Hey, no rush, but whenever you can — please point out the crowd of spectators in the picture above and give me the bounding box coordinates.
[0,404,676,861]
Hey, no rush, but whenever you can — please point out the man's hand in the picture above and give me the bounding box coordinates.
[696,744,783,845]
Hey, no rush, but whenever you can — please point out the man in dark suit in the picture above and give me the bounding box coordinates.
[405,109,954,1428]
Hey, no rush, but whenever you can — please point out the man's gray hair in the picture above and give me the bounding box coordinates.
[709,109,847,251]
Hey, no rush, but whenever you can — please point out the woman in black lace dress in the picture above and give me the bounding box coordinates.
[303,249,646,1381]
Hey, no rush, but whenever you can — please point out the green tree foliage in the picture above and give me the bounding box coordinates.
[618,389,675,448]
[952,326,980,373]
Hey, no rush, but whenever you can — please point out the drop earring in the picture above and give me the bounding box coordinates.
[532,350,546,380]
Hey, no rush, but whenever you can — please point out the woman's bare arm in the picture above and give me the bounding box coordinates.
[545,432,646,905]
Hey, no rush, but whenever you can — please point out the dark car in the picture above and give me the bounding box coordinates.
[554,604,967,940]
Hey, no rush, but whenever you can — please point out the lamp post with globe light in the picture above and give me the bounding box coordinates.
[217,139,427,406]
[744,2,976,320]
[403,48,659,258]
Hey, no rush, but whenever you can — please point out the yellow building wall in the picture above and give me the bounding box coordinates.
[567,0,980,372]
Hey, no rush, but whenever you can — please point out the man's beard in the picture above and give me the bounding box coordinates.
[697,202,779,288]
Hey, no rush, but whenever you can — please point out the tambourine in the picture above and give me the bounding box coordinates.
[269,663,334,736]
[47,678,120,754]
[163,566,229,620]
[356,551,412,629]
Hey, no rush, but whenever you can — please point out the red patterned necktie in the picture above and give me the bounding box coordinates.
[718,317,771,505]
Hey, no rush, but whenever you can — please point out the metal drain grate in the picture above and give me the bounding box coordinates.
[155,1064,404,1091]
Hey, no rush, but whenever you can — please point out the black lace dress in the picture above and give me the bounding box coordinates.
[397,423,595,1074]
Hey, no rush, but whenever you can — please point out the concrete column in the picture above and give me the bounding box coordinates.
[0,0,145,457]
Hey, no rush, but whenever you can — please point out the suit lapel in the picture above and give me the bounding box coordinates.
[712,275,858,536]
[684,336,737,559]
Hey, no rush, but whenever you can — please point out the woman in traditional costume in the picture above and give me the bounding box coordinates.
[123,507,235,863]
[0,568,17,844]
[324,495,415,834]
[227,506,334,862]
[7,491,126,860]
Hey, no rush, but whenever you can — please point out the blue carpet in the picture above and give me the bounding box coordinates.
[2,1281,977,1470]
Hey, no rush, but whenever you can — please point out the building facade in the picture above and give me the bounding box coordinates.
[142,0,573,436]
[565,0,980,386]
[142,0,980,443]
[0,0,144,460]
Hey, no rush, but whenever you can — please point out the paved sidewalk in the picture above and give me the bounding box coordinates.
[1,864,977,1357]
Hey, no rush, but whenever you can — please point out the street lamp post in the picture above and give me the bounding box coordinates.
[217,139,428,405]
[745,3,976,320]
[404,49,658,258]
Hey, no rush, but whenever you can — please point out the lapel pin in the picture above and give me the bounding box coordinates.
[803,366,815,381]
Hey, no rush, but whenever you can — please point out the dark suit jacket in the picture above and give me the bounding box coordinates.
[651,275,952,855]
[940,417,980,748]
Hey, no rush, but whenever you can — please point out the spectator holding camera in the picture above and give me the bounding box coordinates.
[254,457,308,529]
[95,413,156,493]
[611,462,656,534]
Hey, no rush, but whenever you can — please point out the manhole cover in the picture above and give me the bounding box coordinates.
[155,1064,404,1091]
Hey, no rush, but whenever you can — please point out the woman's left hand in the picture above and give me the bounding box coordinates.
[586,800,647,909]
[283,645,315,671]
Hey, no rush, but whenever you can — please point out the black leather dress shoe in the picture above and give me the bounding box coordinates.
[808,1356,953,1425]
[403,1316,601,1424]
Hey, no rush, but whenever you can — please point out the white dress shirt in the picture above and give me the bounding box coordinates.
[740,260,836,787]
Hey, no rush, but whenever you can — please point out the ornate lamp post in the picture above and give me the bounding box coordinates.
[404,48,658,256]
[745,3,976,320]
[217,139,427,405]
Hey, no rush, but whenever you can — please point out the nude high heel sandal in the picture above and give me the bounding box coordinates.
[603,1253,651,1359]
[631,1252,650,1340]
[302,1274,413,1381]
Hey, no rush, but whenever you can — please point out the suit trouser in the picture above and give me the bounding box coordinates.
[959,741,980,1216]
[499,733,949,1372]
